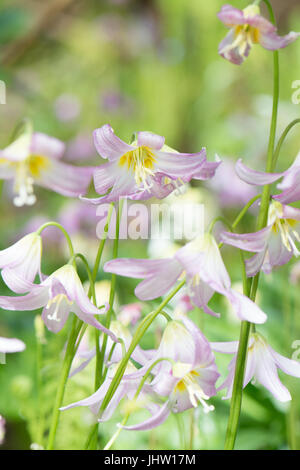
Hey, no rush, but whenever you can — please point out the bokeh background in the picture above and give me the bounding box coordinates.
[0,0,300,450]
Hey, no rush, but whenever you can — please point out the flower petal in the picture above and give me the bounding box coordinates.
[220,226,271,253]
[137,132,165,150]
[0,337,26,353]
[93,124,134,161]
[235,159,285,186]
[121,401,171,431]
[30,132,65,160]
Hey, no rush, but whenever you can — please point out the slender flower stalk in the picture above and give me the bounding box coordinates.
[87,200,123,450]
[224,0,280,450]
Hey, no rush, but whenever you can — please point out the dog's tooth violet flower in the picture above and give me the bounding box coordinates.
[84,124,221,204]
[0,129,94,206]
[104,233,267,324]
[0,264,116,339]
[218,4,300,65]
[220,200,300,276]
[212,333,300,402]
[120,318,219,431]
[0,233,42,294]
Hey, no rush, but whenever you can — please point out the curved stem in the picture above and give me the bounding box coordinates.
[272,118,300,171]
[225,3,280,449]
[37,221,75,259]
[46,316,82,450]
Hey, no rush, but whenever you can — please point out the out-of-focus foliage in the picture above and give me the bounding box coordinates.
[0,0,300,450]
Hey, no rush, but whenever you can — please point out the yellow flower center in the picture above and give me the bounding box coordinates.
[173,366,214,413]
[119,146,156,190]
[0,154,50,206]
[269,201,300,256]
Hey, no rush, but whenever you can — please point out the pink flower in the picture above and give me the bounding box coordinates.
[212,333,300,402]
[0,264,116,338]
[0,233,42,294]
[220,200,300,276]
[61,361,154,423]
[118,302,142,326]
[84,124,221,204]
[121,318,219,431]
[218,4,300,65]
[104,233,267,323]
[0,130,94,206]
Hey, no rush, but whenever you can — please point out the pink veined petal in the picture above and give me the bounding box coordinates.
[277,153,300,191]
[30,132,65,160]
[121,401,172,431]
[218,29,248,65]
[137,132,165,150]
[210,341,239,354]
[259,31,300,51]
[227,290,267,324]
[74,306,117,341]
[69,349,95,377]
[269,347,300,378]
[135,260,183,300]
[0,336,26,353]
[247,13,276,34]
[36,159,94,198]
[99,383,130,421]
[0,285,49,311]
[155,148,207,179]
[129,173,177,201]
[235,159,285,186]
[1,268,36,294]
[93,161,120,195]
[86,171,137,204]
[274,183,300,205]
[245,249,267,277]
[60,380,110,411]
[220,226,271,253]
[93,124,134,161]
[181,316,215,368]
[104,258,173,279]
[255,347,291,402]
[217,5,245,27]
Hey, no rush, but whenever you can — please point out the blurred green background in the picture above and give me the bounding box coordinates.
[0,0,300,450]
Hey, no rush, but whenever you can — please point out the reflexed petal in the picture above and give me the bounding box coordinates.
[121,401,171,431]
[60,380,110,411]
[1,268,36,294]
[104,258,173,279]
[220,226,271,253]
[155,148,207,179]
[36,159,94,198]
[0,286,49,311]
[259,31,300,51]
[93,124,134,161]
[217,5,245,27]
[269,348,300,378]
[235,159,284,186]
[227,290,267,324]
[218,29,247,65]
[137,132,165,150]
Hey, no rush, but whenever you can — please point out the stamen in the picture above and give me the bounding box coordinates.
[119,146,156,191]
[46,294,73,322]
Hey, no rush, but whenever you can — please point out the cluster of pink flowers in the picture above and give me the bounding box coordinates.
[1,2,300,443]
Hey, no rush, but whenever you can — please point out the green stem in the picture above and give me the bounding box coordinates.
[271,119,300,171]
[37,221,75,260]
[46,316,82,450]
[99,280,185,416]
[224,4,280,448]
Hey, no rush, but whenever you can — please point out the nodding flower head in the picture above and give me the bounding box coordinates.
[218,4,300,65]
[268,201,300,257]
